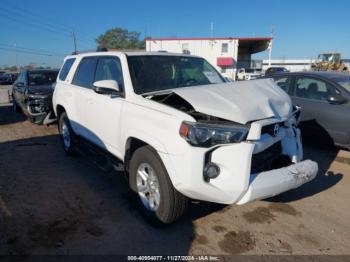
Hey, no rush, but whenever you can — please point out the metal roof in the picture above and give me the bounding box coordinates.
[146,37,272,41]
[146,37,272,54]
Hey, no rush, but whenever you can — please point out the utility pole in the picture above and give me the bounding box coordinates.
[268,40,273,67]
[14,43,18,71]
[72,31,77,54]
[268,26,275,67]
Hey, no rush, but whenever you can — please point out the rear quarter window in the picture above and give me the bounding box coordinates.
[59,58,76,81]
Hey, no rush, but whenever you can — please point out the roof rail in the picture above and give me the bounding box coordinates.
[71,47,109,55]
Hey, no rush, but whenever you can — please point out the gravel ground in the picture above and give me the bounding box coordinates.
[0,85,350,257]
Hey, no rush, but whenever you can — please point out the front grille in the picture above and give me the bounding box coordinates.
[251,142,290,173]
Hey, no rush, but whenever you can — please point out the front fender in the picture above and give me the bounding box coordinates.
[124,131,168,154]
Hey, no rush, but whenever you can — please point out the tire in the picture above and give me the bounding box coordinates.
[129,146,188,225]
[58,112,77,155]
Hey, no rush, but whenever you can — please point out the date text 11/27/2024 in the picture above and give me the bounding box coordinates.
[127,255,220,261]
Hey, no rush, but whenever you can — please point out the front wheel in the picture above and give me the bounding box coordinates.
[129,146,188,225]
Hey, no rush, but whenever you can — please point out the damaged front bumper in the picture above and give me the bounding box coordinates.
[159,119,318,205]
[25,96,56,124]
[236,160,318,204]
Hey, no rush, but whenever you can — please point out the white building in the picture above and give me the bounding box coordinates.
[262,59,313,72]
[146,37,272,80]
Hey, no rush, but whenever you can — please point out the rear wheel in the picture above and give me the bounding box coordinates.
[129,146,188,225]
[58,112,77,155]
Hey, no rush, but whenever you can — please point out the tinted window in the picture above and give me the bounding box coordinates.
[95,57,124,90]
[72,57,98,88]
[127,55,224,94]
[294,77,339,101]
[273,76,290,93]
[332,75,350,93]
[59,58,75,81]
[28,71,58,86]
[266,68,274,75]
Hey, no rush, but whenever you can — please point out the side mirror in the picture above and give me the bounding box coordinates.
[93,80,120,95]
[328,94,348,105]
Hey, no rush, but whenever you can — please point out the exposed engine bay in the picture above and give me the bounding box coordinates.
[148,92,241,125]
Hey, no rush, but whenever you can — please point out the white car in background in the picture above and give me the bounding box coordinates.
[237,68,263,81]
[53,51,318,224]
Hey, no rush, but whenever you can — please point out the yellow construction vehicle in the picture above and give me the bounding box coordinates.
[311,53,348,72]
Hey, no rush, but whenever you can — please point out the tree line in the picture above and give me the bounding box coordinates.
[96,27,145,50]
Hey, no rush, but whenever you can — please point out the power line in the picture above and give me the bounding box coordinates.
[0,9,94,49]
[1,0,73,31]
[2,22,91,50]
[0,10,72,38]
[0,13,93,51]
[0,2,97,44]
[0,47,65,57]
[0,43,67,56]
[0,1,98,55]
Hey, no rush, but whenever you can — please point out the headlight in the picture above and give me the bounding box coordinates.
[179,121,249,147]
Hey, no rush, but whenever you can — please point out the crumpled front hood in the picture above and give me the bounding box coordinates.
[173,79,292,124]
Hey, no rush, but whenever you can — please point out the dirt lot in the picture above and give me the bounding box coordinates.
[0,84,350,257]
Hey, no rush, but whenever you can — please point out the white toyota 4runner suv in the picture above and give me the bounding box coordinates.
[53,51,318,224]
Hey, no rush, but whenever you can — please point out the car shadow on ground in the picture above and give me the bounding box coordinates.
[0,130,343,256]
[0,135,226,256]
[0,105,26,125]
[267,133,343,203]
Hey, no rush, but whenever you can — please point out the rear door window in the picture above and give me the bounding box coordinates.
[59,58,75,81]
[72,57,98,88]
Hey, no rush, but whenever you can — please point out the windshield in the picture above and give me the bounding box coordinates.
[333,75,350,93]
[28,71,58,86]
[319,53,340,63]
[127,55,224,94]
